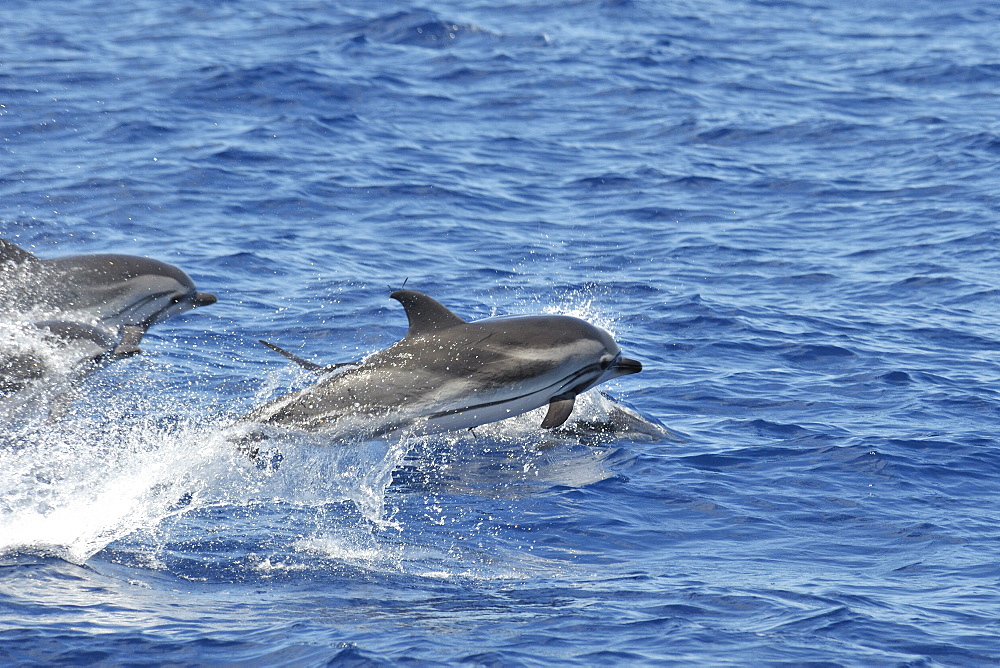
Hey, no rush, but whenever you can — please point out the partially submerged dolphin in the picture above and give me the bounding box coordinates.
[0,238,215,402]
[0,238,217,336]
[241,290,642,439]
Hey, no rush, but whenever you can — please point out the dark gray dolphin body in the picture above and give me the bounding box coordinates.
[242,290,642,439]
[0,238,217,333]
[0,238,215,400]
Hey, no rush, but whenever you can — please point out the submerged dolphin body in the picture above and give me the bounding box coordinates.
[0,238,217,334]
[242,290,642,439]
[0,320,141,399]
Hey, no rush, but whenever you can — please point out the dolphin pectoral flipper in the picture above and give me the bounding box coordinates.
[541,394,576,429]
[113,325,145,357]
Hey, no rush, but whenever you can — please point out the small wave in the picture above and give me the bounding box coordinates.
[570,174,640,190]
[871,61,1000,86]
[101,120,175,144]
[781,343,857,365]
[911,326,1000,352]
[354,10,495,49]
[210,147,284,164]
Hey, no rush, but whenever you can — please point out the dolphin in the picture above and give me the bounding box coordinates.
[0,238,215,406]
[1,238,217,334]
[241,289,642,440]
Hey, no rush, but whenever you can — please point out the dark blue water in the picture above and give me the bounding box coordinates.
[3,0,1000,665]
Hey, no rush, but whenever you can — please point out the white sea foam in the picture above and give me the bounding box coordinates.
[0,404,411,564]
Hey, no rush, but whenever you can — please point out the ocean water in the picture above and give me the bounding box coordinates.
[2,0,1000,665]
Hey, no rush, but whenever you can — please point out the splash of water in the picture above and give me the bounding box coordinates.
[0,407,410,564]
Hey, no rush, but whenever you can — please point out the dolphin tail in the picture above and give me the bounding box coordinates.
[259,340,357,373]
[260,340,326,371]
[541,393,576,429]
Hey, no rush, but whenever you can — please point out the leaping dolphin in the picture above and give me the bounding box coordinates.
[241,289,642,440]
[0,238,217,334]
[0,238,216,404]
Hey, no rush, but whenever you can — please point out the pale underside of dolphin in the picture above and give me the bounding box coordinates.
[242,289,642,440]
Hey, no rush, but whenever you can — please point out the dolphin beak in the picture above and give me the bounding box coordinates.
[193,291,217,307]
[612,357,642,377]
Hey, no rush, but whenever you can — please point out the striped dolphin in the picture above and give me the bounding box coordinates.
[1,238,216,346]
[241,289,642,439]
[1,238,215,405]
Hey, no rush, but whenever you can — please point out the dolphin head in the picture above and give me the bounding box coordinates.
[46,253,217,327]
[485,314,642,395]
[491,315,641,429]
[587,326,643,386]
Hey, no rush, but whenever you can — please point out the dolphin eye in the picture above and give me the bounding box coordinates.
[599,355,616,370]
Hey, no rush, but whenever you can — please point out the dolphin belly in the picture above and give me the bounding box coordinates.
[421,383,560,433]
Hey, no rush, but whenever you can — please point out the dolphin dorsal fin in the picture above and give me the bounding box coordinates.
[0,239,40,266]
[390,290,466,338]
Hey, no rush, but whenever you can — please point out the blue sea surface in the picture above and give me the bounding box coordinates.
[2,0,1000,665]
